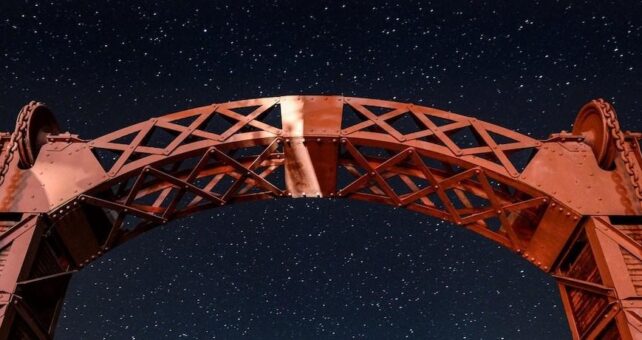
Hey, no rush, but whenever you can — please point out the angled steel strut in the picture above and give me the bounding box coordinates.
[0,96,641,339]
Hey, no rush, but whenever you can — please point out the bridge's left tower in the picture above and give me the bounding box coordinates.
[0,96,641,339]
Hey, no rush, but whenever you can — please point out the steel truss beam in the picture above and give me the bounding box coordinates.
[0,95,640,339]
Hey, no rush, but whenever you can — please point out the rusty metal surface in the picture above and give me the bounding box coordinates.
[0,95,640,339]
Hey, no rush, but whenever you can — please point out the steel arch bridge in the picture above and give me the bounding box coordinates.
[0,95,641,339]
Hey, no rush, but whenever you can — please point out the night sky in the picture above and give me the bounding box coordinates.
[2,1,642,339]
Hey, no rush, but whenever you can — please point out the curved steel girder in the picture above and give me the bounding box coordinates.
[90,96,541,180]
[18,95,559,268]
[5,95,640,272]
[2,95,642,340]
[84,137,548,251]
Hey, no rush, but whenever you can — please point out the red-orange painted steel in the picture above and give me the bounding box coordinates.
[0,96,640,339]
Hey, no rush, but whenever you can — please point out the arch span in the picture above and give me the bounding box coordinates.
[0,96,641,339]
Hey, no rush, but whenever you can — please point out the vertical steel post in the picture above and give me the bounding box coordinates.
[0,216,48,339]
[556,217,642,339]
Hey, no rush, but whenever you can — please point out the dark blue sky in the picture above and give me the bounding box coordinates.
[1,1,641,339]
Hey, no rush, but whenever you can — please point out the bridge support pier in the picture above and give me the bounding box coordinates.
[556,216,642,339]
[0,215,70,340]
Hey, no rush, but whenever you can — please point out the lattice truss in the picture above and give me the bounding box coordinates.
[79,97,548,250]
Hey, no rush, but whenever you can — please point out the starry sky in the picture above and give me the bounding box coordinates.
[1,1,642,339]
